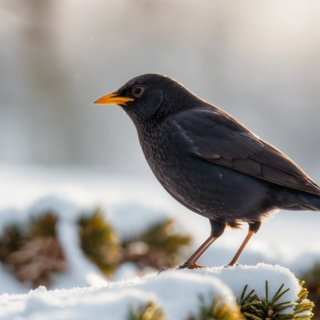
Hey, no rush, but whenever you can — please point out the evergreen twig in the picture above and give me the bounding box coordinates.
[78,207,120,276]
[128,302,166,320]
[239,280,314,320]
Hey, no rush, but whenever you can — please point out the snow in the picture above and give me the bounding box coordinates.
[0,164,316,318]
[0,264,26,295]
[108,202,169,240]
[0,265,302,320]
[30,196,104,289]
[0,164,319,297]
[52,217,103,290]
[112,262,153,282]
[204,264,300,312]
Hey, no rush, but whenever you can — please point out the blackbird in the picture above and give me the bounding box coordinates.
[93,73,320,269]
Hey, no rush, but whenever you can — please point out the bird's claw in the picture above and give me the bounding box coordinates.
[224,263,239,268]
[158,263,206,275]
[178,262,206,270]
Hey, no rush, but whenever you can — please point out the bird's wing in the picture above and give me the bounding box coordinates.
[167,108,320,196]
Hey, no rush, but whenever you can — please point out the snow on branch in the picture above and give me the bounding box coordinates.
[0,265,314,320]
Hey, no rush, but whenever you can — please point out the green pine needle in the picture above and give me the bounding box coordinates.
[194,295,244,320]
[121,218,192,269]
[29,212,58,238]
[239,280,314,320]
[128,302,166,320]
[78,207,120,276]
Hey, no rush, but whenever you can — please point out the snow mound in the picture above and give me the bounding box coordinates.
[200,263,300,312]
[0,271,235,320]
[0,264,301,320]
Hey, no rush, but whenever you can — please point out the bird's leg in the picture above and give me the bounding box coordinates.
[227,232,254,267]
[227,221,261,266]
[178,235,217,269]
[178,220,225,269]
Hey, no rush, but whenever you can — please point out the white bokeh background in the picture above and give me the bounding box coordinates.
[0,0,320,300]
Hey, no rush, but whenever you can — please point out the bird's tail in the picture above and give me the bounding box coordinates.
[297,192,320,211]
[276,188,320,211]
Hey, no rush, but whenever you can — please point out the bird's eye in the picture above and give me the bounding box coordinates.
[132,85,144,97]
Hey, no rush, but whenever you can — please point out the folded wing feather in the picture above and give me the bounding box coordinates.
[169,108,320,196]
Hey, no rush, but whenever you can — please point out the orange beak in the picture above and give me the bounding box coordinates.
[92,92,134,105]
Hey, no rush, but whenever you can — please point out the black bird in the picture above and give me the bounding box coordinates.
[93,73,320,269]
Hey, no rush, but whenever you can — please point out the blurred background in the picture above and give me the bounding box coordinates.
[1,0,320,174]
[0,0,320,313]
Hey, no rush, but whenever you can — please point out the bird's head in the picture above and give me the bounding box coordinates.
[93,73,200,128]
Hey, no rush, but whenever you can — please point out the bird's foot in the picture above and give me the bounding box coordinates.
[158,262,206,275]
[178,262,206,270]
[224,263,239,268]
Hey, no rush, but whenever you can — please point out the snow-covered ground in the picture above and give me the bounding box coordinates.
[0,164,319,296]
[0,264,304,320]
